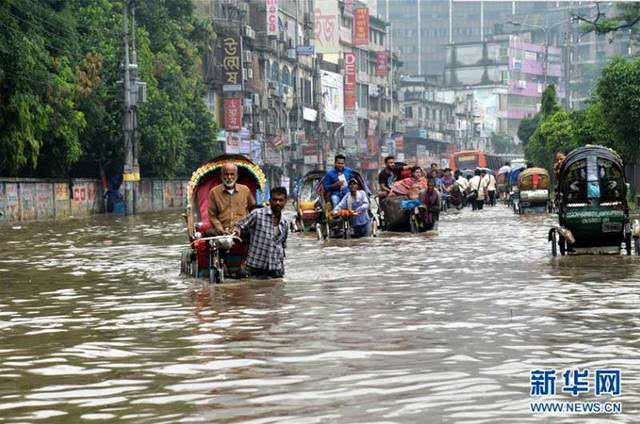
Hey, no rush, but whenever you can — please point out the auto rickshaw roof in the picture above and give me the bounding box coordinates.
[518,167,549,182]
[559,145,623,179]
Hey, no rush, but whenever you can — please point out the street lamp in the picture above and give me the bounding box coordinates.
[508,20,568,87]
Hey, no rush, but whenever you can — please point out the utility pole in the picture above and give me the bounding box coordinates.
[122,0,143,215]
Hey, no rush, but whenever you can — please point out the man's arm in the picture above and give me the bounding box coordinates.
[356,191,369,214]
[332,192,349,214]
[235,209,257,236]
[208,190,224,234]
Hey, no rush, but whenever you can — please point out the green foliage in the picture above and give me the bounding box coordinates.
[491,132,517,154]
[0,0,218,178]
[517,115,540,147]
[525,110,578,172]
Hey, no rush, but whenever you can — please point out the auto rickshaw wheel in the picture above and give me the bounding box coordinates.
[559,235,566,256]
[551,231,558,257]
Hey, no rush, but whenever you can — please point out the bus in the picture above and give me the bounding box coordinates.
[449,150,503,172]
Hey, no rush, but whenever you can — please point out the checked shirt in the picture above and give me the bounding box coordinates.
[236,207,288,271]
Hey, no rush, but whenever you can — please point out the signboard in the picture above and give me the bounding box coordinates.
[368,119,377,136]
[265,144,283,166]
[222,35,242,91]
[270,129,289,148]
[250,140,263,165]
[280,176,290,194]
[240,139,251,154]
[321,70,344,123]
[224,98,242,131]
[303,145,318,165]
[296,45,315,56]
[314,1,339,53]
[295,130,306,144]
[225,132,241,154]
[376,51,389,76]
[353,8,369,46]
[344,52,356,111]
[303,107,317,122]
[266,0,278,36]
[344,111,357,137]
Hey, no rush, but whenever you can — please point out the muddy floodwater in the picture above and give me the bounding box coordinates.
[1,206,639,423]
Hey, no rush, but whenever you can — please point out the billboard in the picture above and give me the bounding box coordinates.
[314,0,340,53]
[353,8,369,46]
[224,98,242,131]
[376,51,389,76]
[266,0,278,36]
[344,52,356,111]
[222,35,242,91]
[320,70,344,123]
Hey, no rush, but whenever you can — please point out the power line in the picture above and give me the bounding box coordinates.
[9,0,73,36]
[0,18,68,55]
[0,8,71,46]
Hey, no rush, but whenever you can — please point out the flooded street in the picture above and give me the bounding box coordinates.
[1,206,640,423]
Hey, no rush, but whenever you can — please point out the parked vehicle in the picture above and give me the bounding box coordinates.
[549,145,632,256]
[293,170,325,233]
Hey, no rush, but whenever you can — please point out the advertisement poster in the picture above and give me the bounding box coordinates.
[320,70,344,123]
[353,8,369,46]
[225,133,241,154]
[376,51,389,76]
[344,52,356,111]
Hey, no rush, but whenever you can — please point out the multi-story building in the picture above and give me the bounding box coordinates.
[378,0,556,75]
[444,34,564,143]
[398,75,456,168]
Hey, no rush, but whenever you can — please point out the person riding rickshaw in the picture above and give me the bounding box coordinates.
[515,167,551,214]
[293,170,325,233]
[549,145,632,256]
[180,154,266,283]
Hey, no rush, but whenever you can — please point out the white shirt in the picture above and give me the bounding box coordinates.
[486,174,496,191]
[456,176,469,191]
[469,175,487,200]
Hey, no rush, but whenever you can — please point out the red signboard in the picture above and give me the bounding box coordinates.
[353,8,369,46]
[302,145,318,155]
[344,52,356,111]
[224,98,242,131]
[376,51,389,76]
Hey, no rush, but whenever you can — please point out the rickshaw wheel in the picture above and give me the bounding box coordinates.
[551,231,558,257]
[559,235,566,256]
[635,237,640,256]
[324,222,330,240]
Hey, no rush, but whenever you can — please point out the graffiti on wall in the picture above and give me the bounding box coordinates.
[20,184,36,221]
[36,183,54,219]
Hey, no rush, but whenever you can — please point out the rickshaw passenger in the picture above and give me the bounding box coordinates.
[332,178,371,238]
[390,166,428,197]
[378,155,409,199]
[419,177,440,226]
[322,154,353,207]
[208,162,256,235]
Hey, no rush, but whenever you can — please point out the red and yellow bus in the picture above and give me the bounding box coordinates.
[449,150,502,172]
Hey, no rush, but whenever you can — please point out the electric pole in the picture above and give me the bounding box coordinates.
[122,0,144,215]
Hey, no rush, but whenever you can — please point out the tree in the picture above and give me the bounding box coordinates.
[517,115,540,147]
[491,132,516,154]
[575,2,640,39]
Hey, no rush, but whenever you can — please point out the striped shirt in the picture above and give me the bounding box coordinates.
[236,207,288,272]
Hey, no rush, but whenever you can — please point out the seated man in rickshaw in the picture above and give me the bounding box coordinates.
[322,154,353,207]
[332,177,371,238]
[377,155,410,200]
[208,162,256,235]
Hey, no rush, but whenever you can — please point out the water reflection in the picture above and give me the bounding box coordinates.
[0,207,639,422]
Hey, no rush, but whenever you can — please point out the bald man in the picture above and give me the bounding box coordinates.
[208,163,256,235]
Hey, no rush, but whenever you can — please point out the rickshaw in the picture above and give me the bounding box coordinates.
[515,167,551,214]
[379,185,440,233]
[180,154,266,283]
[318,171,379,240]
[508,163,526,212]
[497,165,510,201]
[293,170,325,233]
[549,145,632,256]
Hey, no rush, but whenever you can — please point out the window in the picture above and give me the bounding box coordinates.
[405,106,413,118]
[598,158,624,201]
[281,66,291,86]
[271,62,279,82]
[265,60,271,80]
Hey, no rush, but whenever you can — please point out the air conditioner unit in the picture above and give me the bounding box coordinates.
[243,50,252,63]
[517,80,526,89]
[246,68,253,79]
[243,105,252,114]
